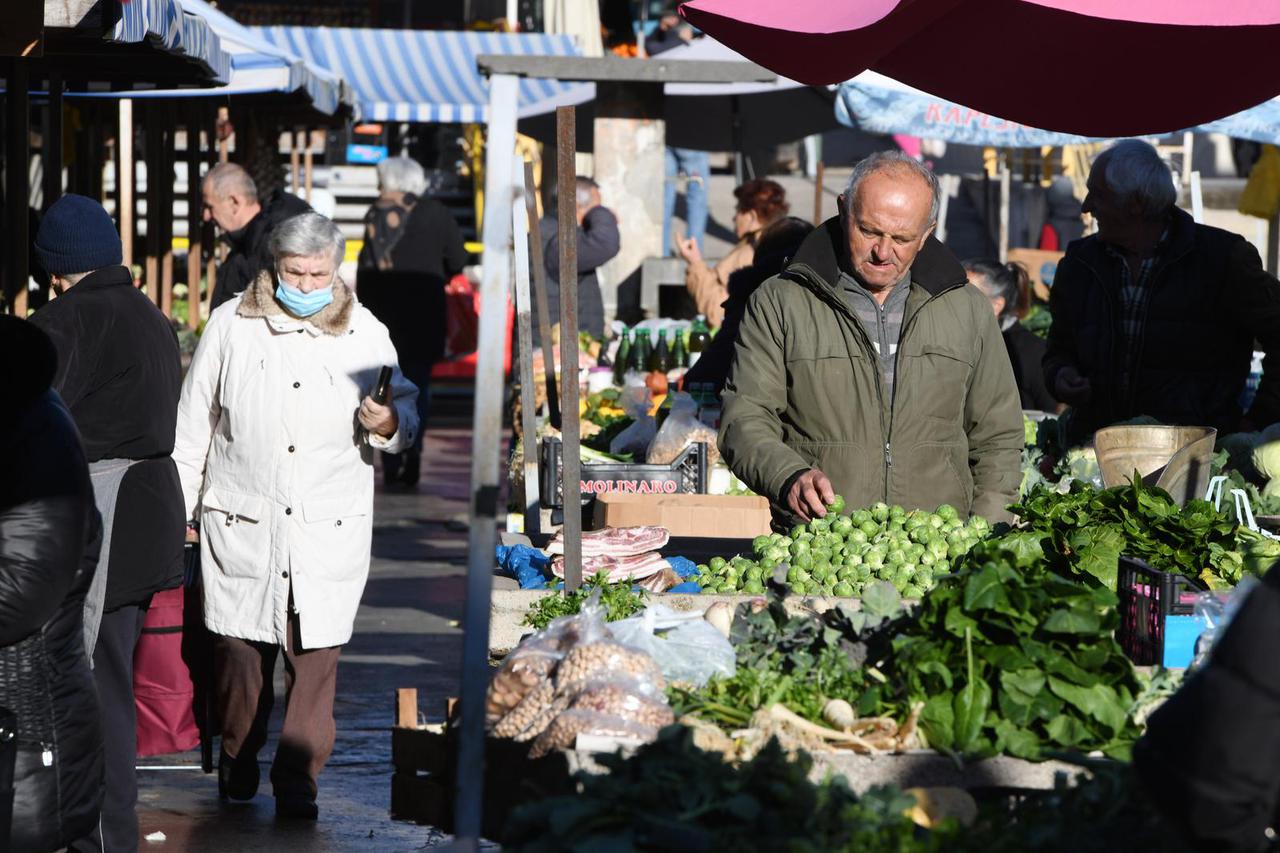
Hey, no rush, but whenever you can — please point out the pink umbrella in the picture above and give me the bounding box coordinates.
[679,0,1280,136]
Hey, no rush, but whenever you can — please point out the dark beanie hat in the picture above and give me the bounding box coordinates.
[34,193,123,275]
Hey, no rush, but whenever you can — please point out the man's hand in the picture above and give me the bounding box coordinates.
[185,524,199,544]
[1054,366,1092,406]
[359,395,399,438]
[786,468,835,522]
[676,237,703,265]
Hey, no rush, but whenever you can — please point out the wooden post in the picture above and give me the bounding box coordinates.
[812,160,825,226]
[453,70,518,852]
[998,166,1011,263]
[512,154,540,537]
[289,128,300,193]
[145,108,162,303]
[217,106,229,163]
[204,111,218,318]
[42,72,63,212]
[186,109,203,330]
[118,99,134,272]
[159,116,175,318]
[524,160,560,429]
[556,105,582,593]
[1189,171,1204,224]
[5,59,30,314]
[303,130,314,203]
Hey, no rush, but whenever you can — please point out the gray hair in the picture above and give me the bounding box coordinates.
[376,156,427,195]
[1095,139,1176,220]
[842,150,941,227]
[203,162,259,204]
[269,212,345,266]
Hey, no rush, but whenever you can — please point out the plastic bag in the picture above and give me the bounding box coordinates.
[1190,577,1259,670]
[646,391,720,465]
[609,380,657,458]
[528,709,660,758]
[487,590,614,731]
[608,604,736,687]
[495,543,552,590]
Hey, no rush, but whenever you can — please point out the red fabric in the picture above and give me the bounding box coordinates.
[431,278,514,380]
[443,274,480,358]
[1038,223,1060,252]
[134,587,200,757]
[680,0,1280,135]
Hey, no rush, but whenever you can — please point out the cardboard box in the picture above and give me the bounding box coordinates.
[592,493,772,539]
[1006,248,1065,302]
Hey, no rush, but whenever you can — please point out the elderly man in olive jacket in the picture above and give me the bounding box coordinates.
[719,151,1023,528]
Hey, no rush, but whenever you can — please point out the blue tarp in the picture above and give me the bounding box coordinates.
[254,27,585,123]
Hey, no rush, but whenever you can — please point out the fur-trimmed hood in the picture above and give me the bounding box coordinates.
[236,270,354,336]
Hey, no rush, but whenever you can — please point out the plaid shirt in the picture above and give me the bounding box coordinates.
[1105,230,1168,403]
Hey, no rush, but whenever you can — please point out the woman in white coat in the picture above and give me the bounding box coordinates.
[174,212,418,820]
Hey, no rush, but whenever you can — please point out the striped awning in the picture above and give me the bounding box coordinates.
[112,0,354,115]
[254,27,584,123]
[114,0,233,84]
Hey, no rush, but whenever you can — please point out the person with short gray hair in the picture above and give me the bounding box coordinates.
[357,156,467,487]
[537,175,620,340]
[174,210,419,819]
[1045,138,1280,441]
[719,150,1022,529]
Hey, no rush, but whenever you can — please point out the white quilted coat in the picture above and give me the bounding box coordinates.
[174,275,418,649]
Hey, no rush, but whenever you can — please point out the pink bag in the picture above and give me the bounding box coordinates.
[134,587,200,756]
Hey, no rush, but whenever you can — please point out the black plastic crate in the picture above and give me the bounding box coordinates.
[537,437,707,509]
[1116,556,1202,666]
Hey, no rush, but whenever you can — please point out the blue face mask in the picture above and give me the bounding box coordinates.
[275,281,334,317]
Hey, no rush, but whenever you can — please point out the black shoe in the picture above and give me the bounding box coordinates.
[275,791,319,820]
[218,748,259,801]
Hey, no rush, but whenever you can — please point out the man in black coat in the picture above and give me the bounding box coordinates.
[29,194,185,853]
[538,176,621,341]
[202,163,312,310]
[0,316,104,853]
[357,156,468,487]
[1045,139,1280,443]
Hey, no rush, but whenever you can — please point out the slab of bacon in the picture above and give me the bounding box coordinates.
[545,525,670,558]
[549,551,669,583]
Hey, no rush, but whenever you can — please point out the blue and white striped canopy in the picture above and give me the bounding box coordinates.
[114,0,233,84]
[254,27,585,123]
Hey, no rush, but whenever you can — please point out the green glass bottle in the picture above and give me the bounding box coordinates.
[672,326,688,369]
[612,328,631,384]
[688,314,711,367]
[650,329,672,373]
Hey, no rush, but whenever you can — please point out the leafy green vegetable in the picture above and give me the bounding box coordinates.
[522,572,648,631]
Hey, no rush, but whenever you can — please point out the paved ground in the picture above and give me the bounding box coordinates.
[134,422,479,852]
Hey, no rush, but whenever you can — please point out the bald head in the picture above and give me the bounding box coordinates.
[201,163,262,233]
[839,152,939,294]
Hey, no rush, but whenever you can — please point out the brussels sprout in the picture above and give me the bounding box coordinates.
[915,569,934,588]
[752,535,773,554]
[871,502,891,522]
[833,581,855,597]
[810,516,832,532]
[928,539,950,560]
[827,494,847,514]
[855,564,873,582]
[849,510,873,526]
[786,565,810,584]
[948,541,970,560]
[789,539,811,558]
[831,516,854,536]
[709,556,727,571]
[790,524,808,539]
[919,551,936,567]
[836,566,857,582]
[928,514,946,530]
[908,544,925,561]
[858,520,881,538]
[969,515,991,533]
[843,553,864,568]
[889,505,907,521]
[863,549,886,570]
[793,553,815,571]
[887,549,907,566]
[746,566,764,582]
[842,529,867,547]
[902,584,925,599]
[791,580,809,595]
[696,564,709,574]
[744,579,765,595]
[935,504,959,522]
[765,547,788,564]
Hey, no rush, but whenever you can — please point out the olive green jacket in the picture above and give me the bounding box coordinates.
[719,218,1023,527]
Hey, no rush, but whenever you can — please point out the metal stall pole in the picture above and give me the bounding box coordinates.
[556,106,582,593]
[4,59,29,314]
[204,110,218,319]
[812,160,824,226]
[186,104,203,329]
[42,72,63,211]
[524,160,560,429]
[998,166,1011,263]
[453,71,519,851]
[303,130,314,204]
[159,113,176,317]
[512,154,540,537]
[145,108,162,304]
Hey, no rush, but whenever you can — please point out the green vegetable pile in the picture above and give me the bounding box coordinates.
[504,725,961,852]
[1009,478,1268,590]
[670,580,905,729]
[694,499,989,598]
[887,546,1143,761]
[522,572,649,631]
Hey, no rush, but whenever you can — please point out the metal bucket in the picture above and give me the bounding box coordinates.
[1094,425,1218,505]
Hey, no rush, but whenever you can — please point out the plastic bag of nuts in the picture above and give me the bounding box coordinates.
[528,710,659,759]
[565,678,674,729]
[554,642,666,696]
